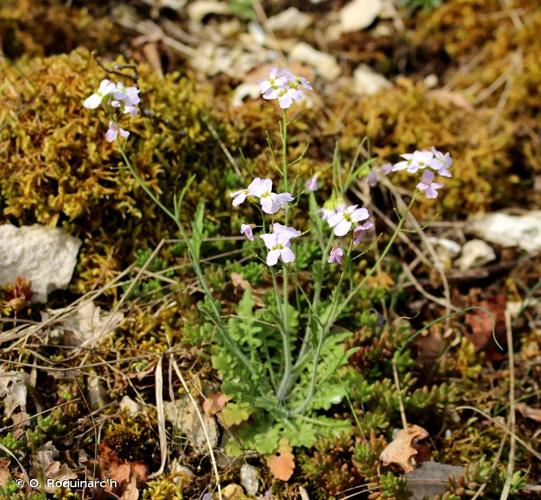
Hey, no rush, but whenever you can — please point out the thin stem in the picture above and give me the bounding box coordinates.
[119,143,258,381]
[275,112,294,402]
[293,194,417,415]
[295,235,333,369]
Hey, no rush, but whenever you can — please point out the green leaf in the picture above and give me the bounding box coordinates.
[190,200,205,260]
[221,402,254,427]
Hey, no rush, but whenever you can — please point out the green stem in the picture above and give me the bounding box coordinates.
[275,112,293,402]
[119,143,257,380]
[293,193,418,415]
[294,235,334,369]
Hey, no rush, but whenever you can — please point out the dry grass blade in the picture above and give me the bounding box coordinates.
[149,356,167,479]
[170,355,222,500]
[455,406,540,461]
[500,310,516,500]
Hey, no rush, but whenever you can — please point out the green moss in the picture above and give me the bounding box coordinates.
[0,48,231,293]
[0,0,119,58]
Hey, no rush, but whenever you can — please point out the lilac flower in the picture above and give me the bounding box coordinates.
[367,163,392,187]
[248,178,293,214]
[231,178,293,213]
[328,246,344,264]
[268,192,295,213]
[105,121,129,142]
[318,204,346,222]
[366,170,379,187]
[260,230,296,266]
[392,150,439,174]
[231,188,249,207]
[430,148,453,177]
[273,223,301,239]
[258,67,312,109]
[258,67,289,97]
[268,87,304,109]
[240,224,255,241]
[306,175,318,192]
[83,79,116,109]
[416,170,444,199]
[327,205,370,237]
[112,84,141,116]
[353,221,374,244]
[380,163,393,175]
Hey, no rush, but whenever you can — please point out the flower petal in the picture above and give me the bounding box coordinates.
[83,93,102,109]
[280,247,296,263]
[266,249,281,266]
[333,220,352,237]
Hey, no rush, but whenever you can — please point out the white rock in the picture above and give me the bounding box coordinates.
[232,82,261,107]
[427,237,462,268]
[353,64,392,95]
[467,211,541,254]
[266,7,312,34]
[407,461,464,498]
[240,463,259,496]
[290,42,340,80]
[120,395,140,416]
[187,0,229,23]
[339,0,383,32]
[456,239,496,271]
[0,224,81,303]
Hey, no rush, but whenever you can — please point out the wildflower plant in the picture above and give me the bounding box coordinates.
[83,68,452,455]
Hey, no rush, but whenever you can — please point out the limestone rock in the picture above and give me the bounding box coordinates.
[456,239,496,271]
[353,64,392,95]
[339,0,383,32]
[467,211,541,254]
[266,7,312,34]
[0,224,81,303]
[290,42,340,80]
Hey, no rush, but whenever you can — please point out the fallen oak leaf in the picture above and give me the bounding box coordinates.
[266,439,295,481]
[98,443,148,495]
[380,425,429,473]
[516,403,541,423]
[203,392,232,417]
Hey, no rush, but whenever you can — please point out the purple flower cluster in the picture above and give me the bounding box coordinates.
[231,178,293,215]
[319,203,374,265]
[83,79,140,142]
[392,148,452,199]
[232,177,300,266]
[258,67,312,109]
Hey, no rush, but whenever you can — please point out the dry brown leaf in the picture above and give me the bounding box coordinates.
[231,272,250,290]
[464,295,506,360]
[121,474,140,500]
[203,392,232,416]
[380,425,429,473]
[0,459,11,489]
[266,439,295,481]
[98,443,148,495]
[230,272,265,306]
[516,403,541,423]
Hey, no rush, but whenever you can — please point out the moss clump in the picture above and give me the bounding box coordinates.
[0,48,231,293]
[0,0,119,59]
[104,414,157,464]
[334,80,517,215]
